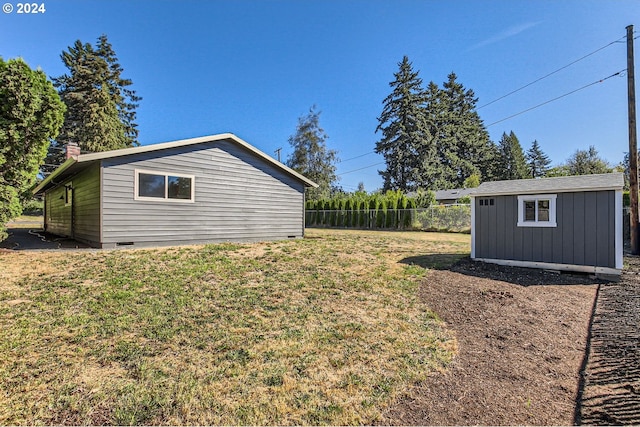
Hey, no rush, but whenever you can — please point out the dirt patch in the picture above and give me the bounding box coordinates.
[382,258,604,425]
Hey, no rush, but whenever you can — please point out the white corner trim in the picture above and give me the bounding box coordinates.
[473,257,621,276]
[615,190,623,269]
[470,196,476,259]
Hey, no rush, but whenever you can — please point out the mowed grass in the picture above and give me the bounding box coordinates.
[0,228,470,425]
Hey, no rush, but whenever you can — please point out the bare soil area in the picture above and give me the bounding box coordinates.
[382,258,604,425]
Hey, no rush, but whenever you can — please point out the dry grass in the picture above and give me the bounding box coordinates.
[0,228,469,425]
[5,215,43,229]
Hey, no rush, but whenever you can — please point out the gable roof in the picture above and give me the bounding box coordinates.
[470,173,624,197]
[33,133,318,194]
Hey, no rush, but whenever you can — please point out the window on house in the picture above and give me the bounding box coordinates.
[135,170,194,202]
[64,183,73,206]
[517,194,557,227]
[479,198,494,207]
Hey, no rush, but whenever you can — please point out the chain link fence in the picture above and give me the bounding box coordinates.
[305,204,471,233]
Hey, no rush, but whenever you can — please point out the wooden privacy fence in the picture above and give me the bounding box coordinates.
[305,204,471,233]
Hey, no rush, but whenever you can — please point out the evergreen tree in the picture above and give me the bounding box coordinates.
[495,131,528,180]
[526,140,551,178]
[0,58,65,240]
[435,73,493,188]
[375,56,436,191]
[566,145,612,175]
[96,35,141,145]
[43,35,140,175]
[286,106,338,200]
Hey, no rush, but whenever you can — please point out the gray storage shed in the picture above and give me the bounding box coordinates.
[33,133,318,248]
[470,173,624,276]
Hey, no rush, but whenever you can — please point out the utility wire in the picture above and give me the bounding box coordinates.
[338,161,385,176]
[338,151,376,163]
[486,69,626,127]
[478,35,626,110]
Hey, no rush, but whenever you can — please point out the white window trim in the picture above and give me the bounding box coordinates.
[517,194,557,227]
[134,169,195,203]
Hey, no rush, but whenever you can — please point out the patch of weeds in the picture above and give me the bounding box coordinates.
[262,365,286,387]
[403,264,427,277]
[113,386,163,426]
[293,353,316,377]
[305,403,344,425]
[225,348,252,366]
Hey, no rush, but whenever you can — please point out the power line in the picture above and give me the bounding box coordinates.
[338,151,376,163]
[486,69,626,127]
[338,161,385,176]
[478,34,626,110]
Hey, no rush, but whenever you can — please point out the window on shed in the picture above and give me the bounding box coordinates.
[135,170,195,202]
[517,194,557,227]
[524,201,536,221]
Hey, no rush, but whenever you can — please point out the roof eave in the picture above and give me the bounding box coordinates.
[32,157,78,195]
[470,185,624,197]
[35,133,319,191]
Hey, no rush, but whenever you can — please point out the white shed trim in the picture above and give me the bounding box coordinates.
[615,189,623,269]
[473,257,621,277]
[470,196,476,259]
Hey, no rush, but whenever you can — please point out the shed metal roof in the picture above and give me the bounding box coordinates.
[33,133,318,194]
[470,173,624,196]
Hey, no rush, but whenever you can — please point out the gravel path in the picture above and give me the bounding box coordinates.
[577,257,640,425]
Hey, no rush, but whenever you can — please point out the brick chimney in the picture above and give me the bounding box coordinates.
[65,142,81,159]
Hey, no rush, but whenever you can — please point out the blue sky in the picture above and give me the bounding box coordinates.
[1,0,638,191]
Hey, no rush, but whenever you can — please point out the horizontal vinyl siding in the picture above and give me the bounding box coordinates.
[474,191,616,268]
[45,185,71,237]
[44,164,101,244]
[101,140,305,246]
[72,164,100,244]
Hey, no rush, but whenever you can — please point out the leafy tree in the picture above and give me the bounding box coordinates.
[433,73,494,188]
[43,35,140,175]
[375,56,436,191]
[545,164,571,177]
[494,131,528,180]
[566,145,612,175]
[356,181,366,193]
[286,106,338,200]
[0,58,65,240]
[463,173,481,188]
[619,150,639,189]
[526,140,551,178]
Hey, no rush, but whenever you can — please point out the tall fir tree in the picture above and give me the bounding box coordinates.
[495,131,528,180]
[434,73,493,188]
[375,56,436,191]
[96,35,141,145]
[526,140,551,178]
[43,35,140,175]
[286,106,338,200]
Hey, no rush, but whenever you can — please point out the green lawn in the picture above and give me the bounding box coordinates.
[0,229,469,425]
